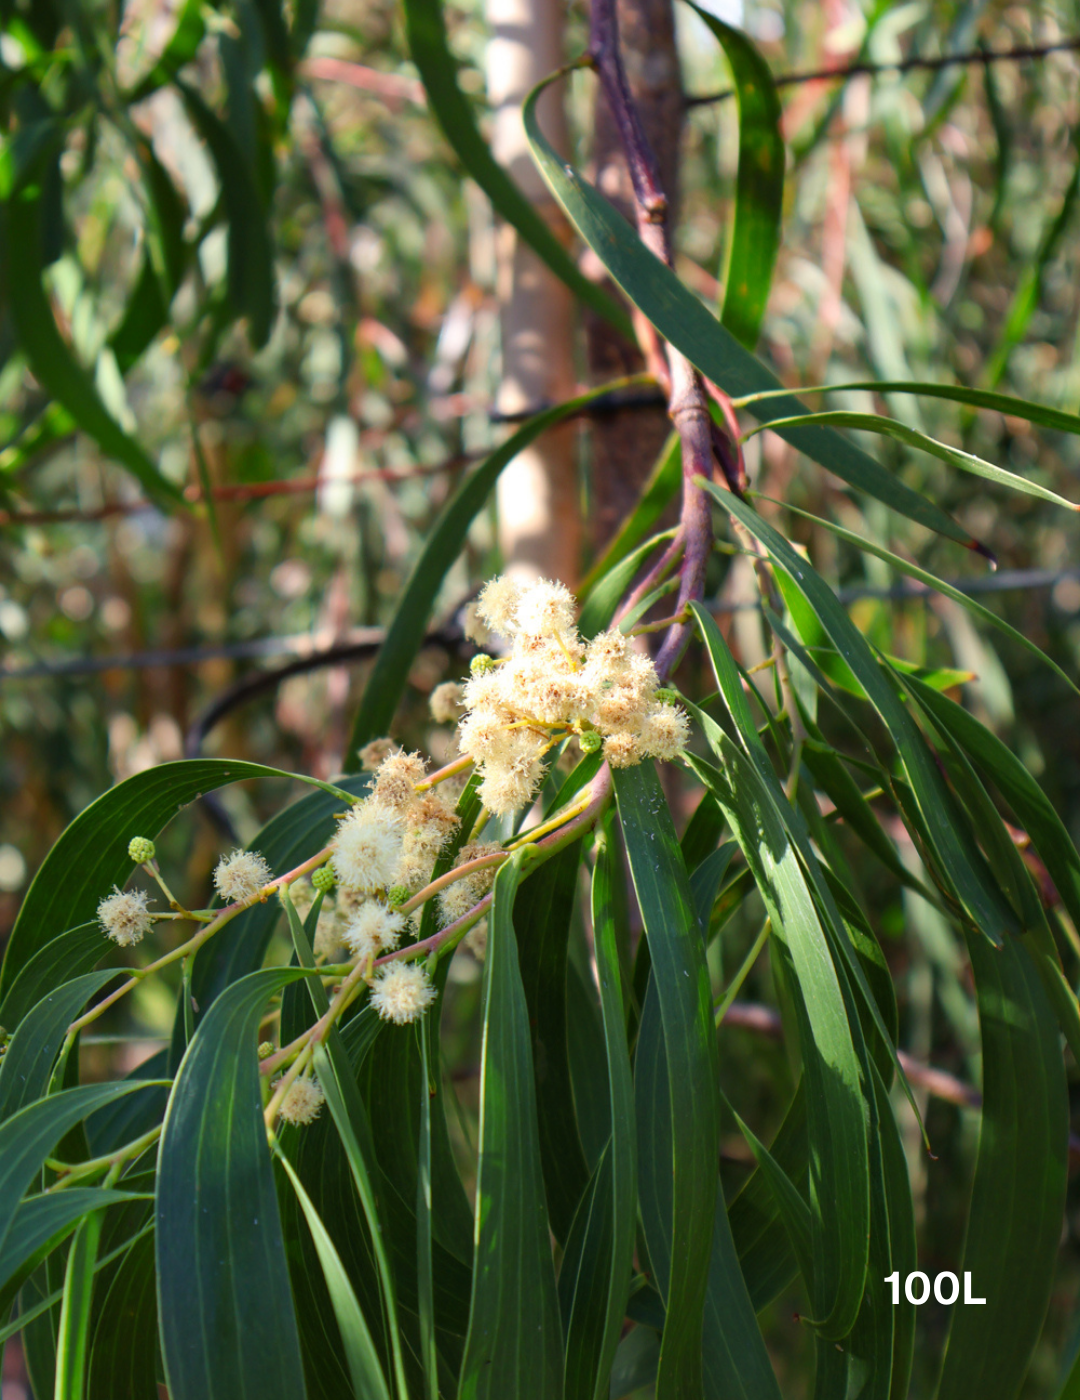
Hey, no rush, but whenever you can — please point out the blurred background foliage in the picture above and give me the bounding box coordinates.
[2,0,1080,1393]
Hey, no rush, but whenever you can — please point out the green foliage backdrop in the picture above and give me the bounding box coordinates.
[3,0,1080,1397]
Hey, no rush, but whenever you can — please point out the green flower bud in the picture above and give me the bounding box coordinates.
[578,730,602,754]
[311,865,336,893]
[127,837,156,864]
[257,1041,275,1059]
[654,688,681,705]
[387,885,411,908]
[470,653,497,676]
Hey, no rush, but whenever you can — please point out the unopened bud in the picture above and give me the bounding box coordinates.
[579,730,602,754]
[311,865,336,893]
[387,885,411,908]
[257,1041,274,1059]
[127,837,156,864]
[470,653,497,676]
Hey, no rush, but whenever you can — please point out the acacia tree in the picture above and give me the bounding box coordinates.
[3,1,1080,1398]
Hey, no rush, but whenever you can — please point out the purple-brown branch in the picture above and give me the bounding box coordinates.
[589,0,737,680]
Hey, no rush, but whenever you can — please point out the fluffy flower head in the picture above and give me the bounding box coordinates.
[341,899,406,962]
[97,887,155,947]
[639,704,690,760]
[430,681,466,724]
[215,849,271,904]
[278,1075,325,1126]
[477,576,524,637]
[331,803,403,892]
[358,737,397,772]
[515,578,576,640]
[370,961,437,1024]
[373,750,426,813]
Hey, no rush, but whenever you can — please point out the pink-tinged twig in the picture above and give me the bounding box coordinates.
[612,528,685,628]
[302,57,426,109]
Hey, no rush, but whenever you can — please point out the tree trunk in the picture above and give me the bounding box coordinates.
[586,0,683,552]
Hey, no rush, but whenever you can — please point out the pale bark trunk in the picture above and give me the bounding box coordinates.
[486,0,581,585]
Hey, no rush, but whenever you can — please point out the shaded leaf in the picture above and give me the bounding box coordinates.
[936,933,1068,1400]
[615,763,720,1395]
[688,3,784,348]
[459,850,564,1400]
[156,967,311,1400]
[5,172,182,505]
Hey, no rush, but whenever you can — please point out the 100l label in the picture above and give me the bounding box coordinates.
[884,1272,985,1305]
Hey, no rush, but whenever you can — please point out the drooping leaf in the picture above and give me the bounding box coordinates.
[5,171,183,505]
[906,682,1080,936]
[770,496,1080,699]
[935,933,1068,1400]
[732,377,1080,438]
[513,838,590,1243]
[688,742,869,1339]
[0,924,103,1032]
[86,1229,159,1400]
[558,820,636,1400]
[0,1190,148,1312]
[727,1084,807,1312]
[54,1210,104,1400]
[176,80,277,347]
[745,409,1080,511]
[123,0,207,100]
[458,851,564,1400]
[615,763,721,1396]
[635,981,781,1399]
[282,903,412,1399]
[687,2,784,348]
[156,967,312,1400]
[710,489,1022,945]
[277,1150,392,1400]
[0,969,122,1121]
[0,1082,163,1255]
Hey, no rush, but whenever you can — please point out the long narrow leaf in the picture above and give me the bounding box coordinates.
[156,967,312,1400]
[615,764,720,1395]
[746,409,1080,511]
[770,495,1080,698]
[54,1211,104,1400]
[687,3,784,348]
[277,1151,392,1400]
[6,176,183,506]
[459,850,564,1399]
[936,934,1068,1400]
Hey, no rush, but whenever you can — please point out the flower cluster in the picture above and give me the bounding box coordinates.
[454,575,689,814]
[318,748,460,1023]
